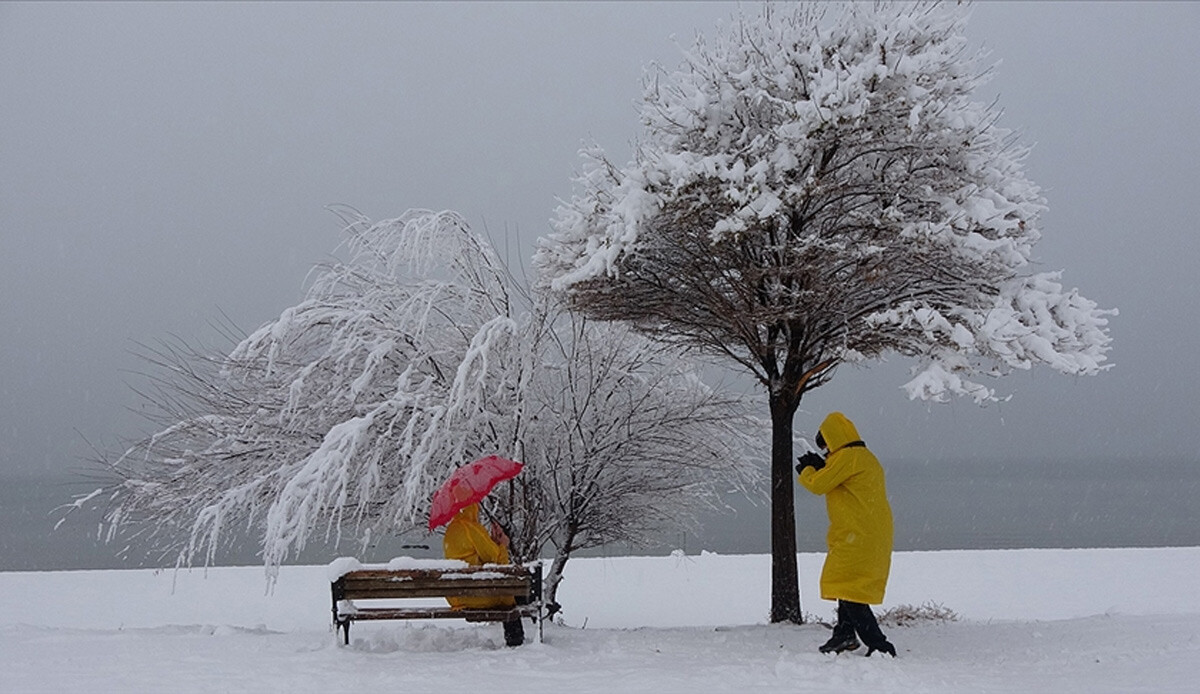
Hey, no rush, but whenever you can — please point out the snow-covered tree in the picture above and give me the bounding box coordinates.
[91,209,761,603]
[517,312,762,606]
[534,2,1114,623]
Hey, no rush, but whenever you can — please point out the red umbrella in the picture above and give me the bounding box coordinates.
[427,455,524,530]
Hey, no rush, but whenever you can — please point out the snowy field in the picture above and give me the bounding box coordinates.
[1,547,1197,693]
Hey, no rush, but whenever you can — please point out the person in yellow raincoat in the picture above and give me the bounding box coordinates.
[443,503,524,646]
[797,412,897,657]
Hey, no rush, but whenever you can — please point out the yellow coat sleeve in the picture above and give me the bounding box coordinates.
[444,514,510,566]
[799,454,857,495]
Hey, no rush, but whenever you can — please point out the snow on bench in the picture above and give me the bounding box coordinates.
[328,557,544,645]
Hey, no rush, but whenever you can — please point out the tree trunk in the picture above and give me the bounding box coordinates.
[544,552,570,619]
[769,391,803,624]
[545,523,578,619]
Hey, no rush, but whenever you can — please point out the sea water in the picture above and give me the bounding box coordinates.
[1,456,1197,571]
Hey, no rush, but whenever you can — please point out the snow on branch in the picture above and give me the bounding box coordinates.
[536,0,1113,403]
[90,209,763,588]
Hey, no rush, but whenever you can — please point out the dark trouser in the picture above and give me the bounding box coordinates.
[836,600,888,649]
[503,617,525,646]
[504,593,527,646]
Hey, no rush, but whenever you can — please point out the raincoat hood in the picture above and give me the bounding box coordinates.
[819,411,863,453]
[453,503,481,523]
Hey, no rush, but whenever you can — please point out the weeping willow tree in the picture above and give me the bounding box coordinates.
[84,208,763,605]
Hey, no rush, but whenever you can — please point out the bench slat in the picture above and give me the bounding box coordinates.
[341,586,528,600]
[339,606,537,622]
[340,576,529,600]
[342,567,531,580]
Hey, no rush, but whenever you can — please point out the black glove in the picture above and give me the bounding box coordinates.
[795,452,825,474]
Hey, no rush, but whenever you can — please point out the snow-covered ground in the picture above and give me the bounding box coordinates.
[1,548,1197,693]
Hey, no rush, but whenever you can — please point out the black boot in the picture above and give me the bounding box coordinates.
[819,603,861,654]
[819,628,861,654]
[503,618,525,647]
[840,601,896,657]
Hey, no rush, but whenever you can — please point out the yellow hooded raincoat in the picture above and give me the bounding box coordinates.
[442,503,517,610]
[799,412,894,605]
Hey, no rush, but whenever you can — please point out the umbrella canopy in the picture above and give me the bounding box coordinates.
[427,455,524,530]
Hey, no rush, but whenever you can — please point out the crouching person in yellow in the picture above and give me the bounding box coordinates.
[798,412,896,657]
[443,503,524,646]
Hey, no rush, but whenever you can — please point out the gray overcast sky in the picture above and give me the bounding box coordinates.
[2,2,1198,480]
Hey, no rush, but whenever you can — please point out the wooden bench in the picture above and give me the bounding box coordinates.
[330,561,544,645]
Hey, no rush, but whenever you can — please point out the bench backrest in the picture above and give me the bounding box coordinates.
[332,564,541,602]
